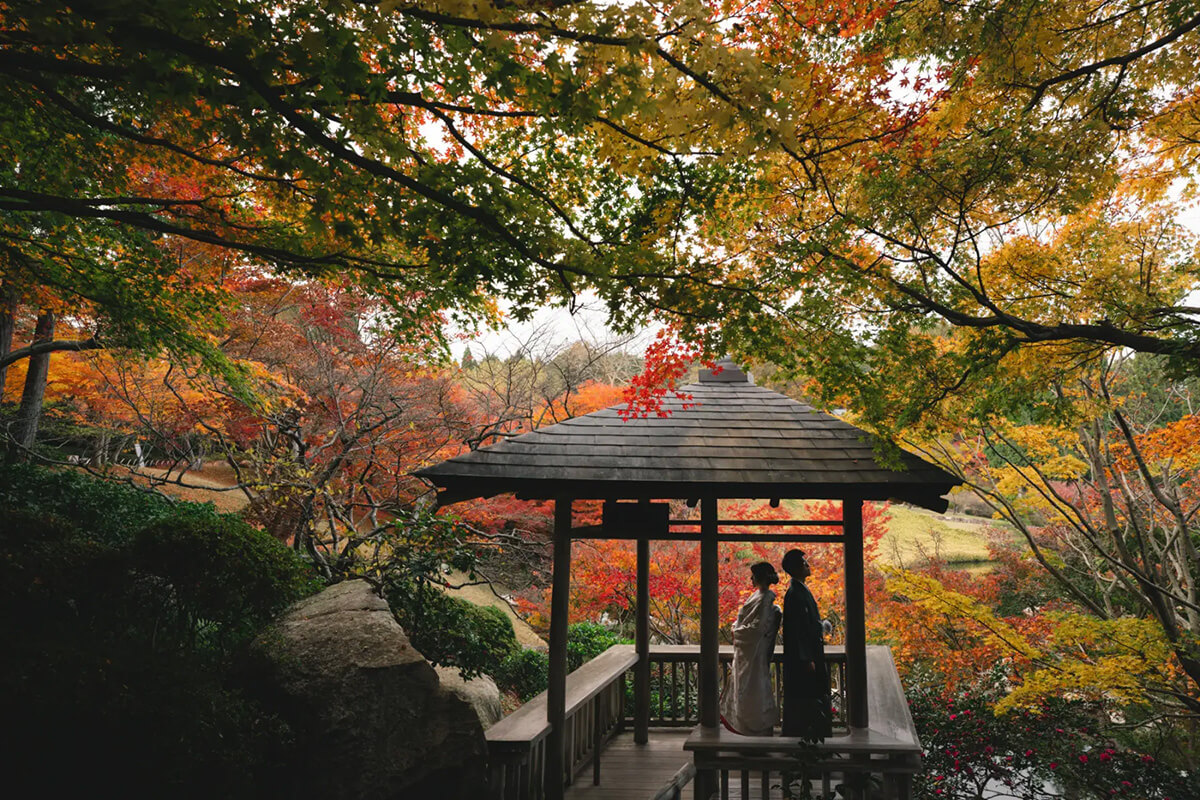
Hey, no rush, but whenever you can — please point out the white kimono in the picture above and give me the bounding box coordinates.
[721,588,781,735]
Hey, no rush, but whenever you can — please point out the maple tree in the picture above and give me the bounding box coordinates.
[7,0,1199,430]
[878,544,1200,790]
[0,0,757,366]
[113,279,467,574]
[897,350,1200,718]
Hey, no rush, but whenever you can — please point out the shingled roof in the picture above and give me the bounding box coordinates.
[416,359,961,512]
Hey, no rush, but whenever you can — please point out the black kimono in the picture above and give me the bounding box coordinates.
[781,582,832,740]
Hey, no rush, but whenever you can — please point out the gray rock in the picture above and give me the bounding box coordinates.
[252,580,486,800]
[436,667,503,729]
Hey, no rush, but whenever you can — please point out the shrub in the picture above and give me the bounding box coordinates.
[384,579,519,679]
[0,463,319,797]
[0,458,178,541]
[496,648,550,701]
[134,512,322,653]
[493,623,631,702]
[568,621,630,670]
[374,508,519,679]
[907,668,1200,800]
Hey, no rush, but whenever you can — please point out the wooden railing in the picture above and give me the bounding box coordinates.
[485,646,635,800]
[685,646,922,800]
[631,644,849,731]
[485,644,852,799]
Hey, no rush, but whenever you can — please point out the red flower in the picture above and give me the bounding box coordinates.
[1078,755,1088,764]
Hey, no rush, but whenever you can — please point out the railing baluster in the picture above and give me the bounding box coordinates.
[670,660,678,721]
[684,660,692,722]
[740,769,750,800]
[593,694,602,785]
[656,659,664,722]
[532,740,541,800]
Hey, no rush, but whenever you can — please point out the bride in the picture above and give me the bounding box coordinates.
[720,561,781,736]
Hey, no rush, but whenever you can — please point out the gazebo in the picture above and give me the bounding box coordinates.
[417,359,962,799]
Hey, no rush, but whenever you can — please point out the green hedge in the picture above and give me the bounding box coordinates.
[493,622,631,701]
[383,575,519,679]
[0,463,319,797]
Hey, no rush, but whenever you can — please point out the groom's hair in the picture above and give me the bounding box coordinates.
[781,549,807,576]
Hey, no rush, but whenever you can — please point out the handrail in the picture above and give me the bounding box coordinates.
[487,646,636,746]
[486,646,635,800]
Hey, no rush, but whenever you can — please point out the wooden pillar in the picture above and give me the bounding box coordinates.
[547,498,573,800]
[635,534,650,744]
[844,497,869,729]
[696,495,719,800]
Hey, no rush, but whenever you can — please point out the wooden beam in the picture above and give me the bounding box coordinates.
[603,499,669,535]
[546,498,572,800]
[571,528,844,543]
[671,518,844,527]
[635,534,650,744]
[696,496,719,800]
[844,498,868,730]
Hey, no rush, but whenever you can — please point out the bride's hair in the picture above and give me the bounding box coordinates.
[749,561,777,584]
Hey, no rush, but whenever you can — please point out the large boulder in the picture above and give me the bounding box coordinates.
[435,667,503,729]
[252,580,486,800]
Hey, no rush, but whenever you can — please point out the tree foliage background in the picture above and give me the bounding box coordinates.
[4,0,1200,796]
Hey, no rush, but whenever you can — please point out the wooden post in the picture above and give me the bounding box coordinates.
[635,534,650,744]
[696,495,719,800]
[546,498,573,800]
[844,497,869,729]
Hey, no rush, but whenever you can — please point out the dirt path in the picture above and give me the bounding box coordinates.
[111,465,251,513]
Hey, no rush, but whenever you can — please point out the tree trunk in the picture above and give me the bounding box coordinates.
[0,284,16,402]
[11,310,55,456]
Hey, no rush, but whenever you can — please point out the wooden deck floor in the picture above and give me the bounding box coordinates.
[564,729,852,800]
[564,730,693,800]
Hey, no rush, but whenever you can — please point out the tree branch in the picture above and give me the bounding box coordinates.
[0,336,102,369]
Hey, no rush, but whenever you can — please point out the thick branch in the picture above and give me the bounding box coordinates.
[0,336,102,369]
[1022,9,1200,109]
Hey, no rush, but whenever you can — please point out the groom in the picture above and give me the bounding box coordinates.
[780,549,832,741]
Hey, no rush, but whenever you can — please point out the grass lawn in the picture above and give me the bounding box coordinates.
[781,499,1016,570]
[877,503,1015,568]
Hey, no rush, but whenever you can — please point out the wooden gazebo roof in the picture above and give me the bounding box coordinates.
[417,359,960,511]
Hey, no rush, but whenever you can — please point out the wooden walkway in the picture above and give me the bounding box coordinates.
[561,729,827,800]
[564,730,693,800]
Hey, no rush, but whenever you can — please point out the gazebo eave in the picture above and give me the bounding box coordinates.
[423,476,958,514]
